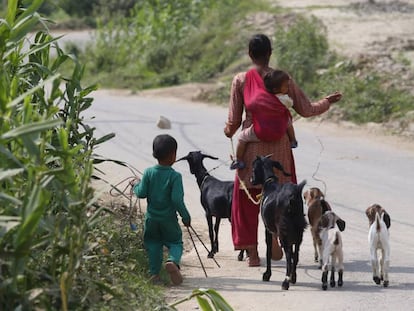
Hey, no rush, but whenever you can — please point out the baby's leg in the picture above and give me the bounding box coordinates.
[287,124,298,148]
[236,141,247,160]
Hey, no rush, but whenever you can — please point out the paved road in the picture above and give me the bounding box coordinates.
[88,89,414,311]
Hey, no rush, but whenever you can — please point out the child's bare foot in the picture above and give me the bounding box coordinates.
[165,261,183,285]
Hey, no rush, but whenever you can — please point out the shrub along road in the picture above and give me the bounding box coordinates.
[88,88,414,310]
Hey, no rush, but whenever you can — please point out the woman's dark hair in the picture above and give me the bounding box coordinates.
[152,134,177,160]
[248,34,272,61]
[264,69,290,93]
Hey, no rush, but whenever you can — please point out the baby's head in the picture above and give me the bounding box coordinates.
[152,134,177,165]
[264,69,290,95]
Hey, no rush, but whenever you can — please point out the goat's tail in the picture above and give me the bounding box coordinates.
[375,212,381,232]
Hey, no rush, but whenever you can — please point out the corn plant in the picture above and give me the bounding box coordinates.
[0,0,113,309]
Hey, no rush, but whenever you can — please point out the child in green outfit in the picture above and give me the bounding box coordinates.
[131,134,191,285]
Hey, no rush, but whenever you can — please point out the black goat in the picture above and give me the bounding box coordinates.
[251,155,307,290]
[177,151,235,258]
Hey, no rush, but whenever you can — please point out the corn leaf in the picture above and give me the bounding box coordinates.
[2,119,62,139]
[196,296,214,311]
[0,168,24,181]
[6,73,60,108]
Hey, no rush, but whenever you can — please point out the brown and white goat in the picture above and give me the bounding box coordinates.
[303,187,332,267]
[365,204,391,287]
[319,211,345,290]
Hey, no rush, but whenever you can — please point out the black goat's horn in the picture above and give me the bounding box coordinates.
[176,155,189,162]
[201,153,219,160]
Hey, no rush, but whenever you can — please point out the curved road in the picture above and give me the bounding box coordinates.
[88,89,414,311]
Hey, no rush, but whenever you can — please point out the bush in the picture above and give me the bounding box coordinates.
[80,0,255,89]
[273,15,330,87]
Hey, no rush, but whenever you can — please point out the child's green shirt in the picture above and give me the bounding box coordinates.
[133,165,190,224]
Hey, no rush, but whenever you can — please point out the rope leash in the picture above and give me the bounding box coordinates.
[229,137,262,205]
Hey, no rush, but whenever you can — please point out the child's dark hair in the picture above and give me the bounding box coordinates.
[152,134,177,161]
[264,69,290,93]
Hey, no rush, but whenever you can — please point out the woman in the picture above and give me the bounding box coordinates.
[224,34,342,267]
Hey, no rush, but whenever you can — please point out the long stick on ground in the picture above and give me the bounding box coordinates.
[189,226,221,268]
[187,227,208,278]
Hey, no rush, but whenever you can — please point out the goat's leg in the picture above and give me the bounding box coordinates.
[262,230,272,282]
[206,214,215,258]
[382,246,390,287]
[337,248,344,287]
[290,243,300,284]
[282,245,292,290]
[321,243,330,290]
[321,263,329,290]
[317,242,323,269]
[370,246,380,285]
[312,235,319,263]
[237,249,245,261]
[330,254,337,287]
[213,217,221,255]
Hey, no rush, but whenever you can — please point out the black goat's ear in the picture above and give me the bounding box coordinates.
[336,219,346,232]
[383,212,391,229]
[272,161,291,176]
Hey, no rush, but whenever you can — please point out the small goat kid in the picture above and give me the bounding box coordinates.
[177,151,234,258]
[251,155,307,290]
[319,211,346,290]
[366,204,391,287]
[304,187,332,268]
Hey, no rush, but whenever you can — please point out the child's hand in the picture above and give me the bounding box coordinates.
[129,177,141,194]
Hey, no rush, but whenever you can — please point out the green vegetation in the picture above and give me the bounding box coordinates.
[0,1,166,309]
[73,1,413,125]
[79,0,263,89]
[272,17,413,123]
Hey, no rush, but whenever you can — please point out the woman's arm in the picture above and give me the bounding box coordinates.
[224,72,246,138]
[288,78,342,117]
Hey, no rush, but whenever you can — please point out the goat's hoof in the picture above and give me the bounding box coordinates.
[373,276,381,285]
[322,283,328,291]
[290,272,297,284]
[282,280,290,290]
[262,273,271,282]
[237,252,244,261]
[330,280,336,288]
[383,280,389,288]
